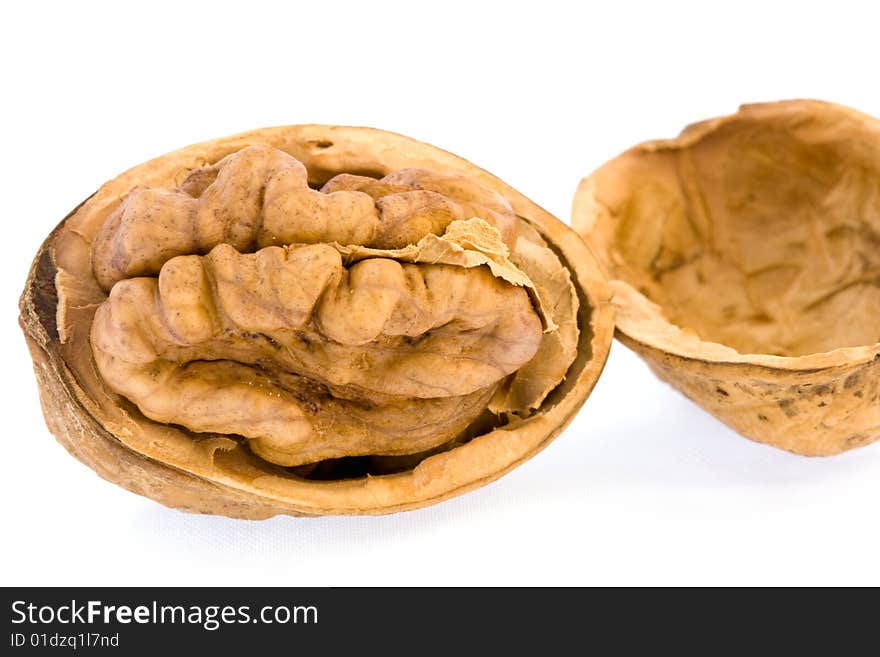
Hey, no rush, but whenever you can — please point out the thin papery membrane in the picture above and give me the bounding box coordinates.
[333,217,556,332]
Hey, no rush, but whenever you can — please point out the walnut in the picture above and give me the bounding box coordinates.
[573,100,880,456]
[21,126,613,517]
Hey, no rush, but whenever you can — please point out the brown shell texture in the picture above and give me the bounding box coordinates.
[573,100,880,456]
[20,125,613,518]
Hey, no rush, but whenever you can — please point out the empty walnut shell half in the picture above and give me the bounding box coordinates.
[573,100,880,456]
[20,126,613,517]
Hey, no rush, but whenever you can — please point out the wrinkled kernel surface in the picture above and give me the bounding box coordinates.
[92,145,518,290]
[89,145,551,466]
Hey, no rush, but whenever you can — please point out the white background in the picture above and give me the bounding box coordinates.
[3,1,879,586]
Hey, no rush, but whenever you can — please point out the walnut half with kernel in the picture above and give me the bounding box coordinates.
[20,126,613,517]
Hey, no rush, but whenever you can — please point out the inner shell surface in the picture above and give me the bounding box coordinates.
[591,103,880,356]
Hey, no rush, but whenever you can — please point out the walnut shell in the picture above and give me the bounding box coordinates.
[573,100,880,456]
[20,125,613,517]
